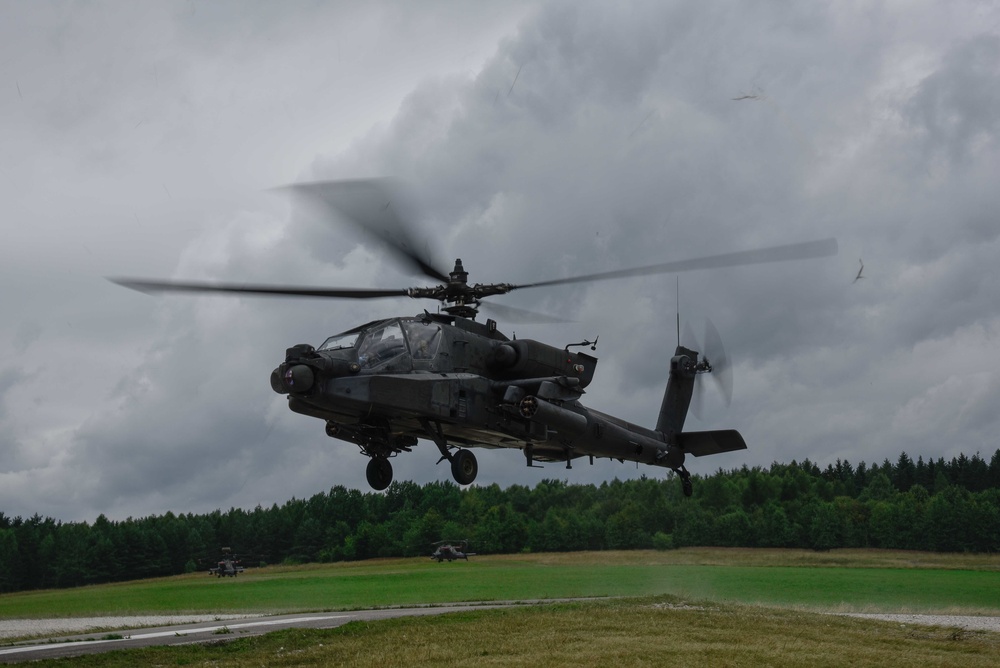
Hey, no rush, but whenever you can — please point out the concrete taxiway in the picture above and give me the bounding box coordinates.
[0,603,520,663]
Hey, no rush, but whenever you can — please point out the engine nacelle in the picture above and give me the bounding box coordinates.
[489,339,596,387]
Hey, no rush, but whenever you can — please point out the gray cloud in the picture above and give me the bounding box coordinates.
[905,34,1000,165]
[1,0,997,521]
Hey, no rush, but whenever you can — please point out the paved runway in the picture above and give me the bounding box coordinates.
[0,603,519,663]
[5,603,997,663]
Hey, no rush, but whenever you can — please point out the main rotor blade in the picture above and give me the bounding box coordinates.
[109,278,409,300]
[478,300,570,325]
[281,179,450,283]
[514,237,838,290]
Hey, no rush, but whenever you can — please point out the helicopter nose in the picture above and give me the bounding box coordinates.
[285,364,315,393]
[271,356,360,395]
[270,368,284,394]
[271,364,314,394]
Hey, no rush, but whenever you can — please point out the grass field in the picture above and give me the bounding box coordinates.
[84,600,1000,668]
[2,548,998,619]
[4,549,1000,667]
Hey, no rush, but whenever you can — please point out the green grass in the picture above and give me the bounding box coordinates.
[16,597,1000,668]
[2,548,999,619]
[5,549,1000,667]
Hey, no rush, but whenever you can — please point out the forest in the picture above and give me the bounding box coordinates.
[1,449,998,593]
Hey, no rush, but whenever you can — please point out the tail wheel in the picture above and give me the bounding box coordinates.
[366,456,393,490]
[451,449,478,485]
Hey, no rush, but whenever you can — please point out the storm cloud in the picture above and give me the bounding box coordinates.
[1,1,997,521]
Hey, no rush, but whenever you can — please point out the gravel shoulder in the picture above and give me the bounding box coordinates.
[0,615,262,641]
[4,611,1000,644]
[839,613,1000,633]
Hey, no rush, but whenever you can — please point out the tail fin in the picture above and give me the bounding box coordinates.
[656,345,699,438]
[656,345,748,457]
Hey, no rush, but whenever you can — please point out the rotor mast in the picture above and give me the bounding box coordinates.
[407,258,514,319]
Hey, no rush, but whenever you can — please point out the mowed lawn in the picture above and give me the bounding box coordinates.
[2,548,999,618]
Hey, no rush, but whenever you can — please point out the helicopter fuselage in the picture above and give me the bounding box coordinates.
[270,312,745,490]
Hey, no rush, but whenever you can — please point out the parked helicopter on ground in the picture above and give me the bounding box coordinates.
[208,547,244,577]
[431,540,475,562]
[111,179,837,496]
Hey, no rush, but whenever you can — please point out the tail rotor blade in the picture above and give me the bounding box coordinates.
[686,318,733,422]
[691,371,707,421]
[704,318,733,409]
[683,320,705,420]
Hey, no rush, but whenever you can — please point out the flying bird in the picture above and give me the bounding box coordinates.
[853,258,864,283]
[732,85,765,101]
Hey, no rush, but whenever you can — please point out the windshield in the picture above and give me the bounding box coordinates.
[358,321,407,368]
[318,319,443,366]
[318,330,361,351]
[402,320,442,360]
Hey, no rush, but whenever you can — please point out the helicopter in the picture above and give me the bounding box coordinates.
[111,179,837,497]
[431,540,475,562]
[208,547,245,577]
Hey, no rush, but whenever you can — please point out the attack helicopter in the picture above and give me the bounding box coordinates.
[208,548,245,577]
[431,540,475,562]
[111,179,837,496]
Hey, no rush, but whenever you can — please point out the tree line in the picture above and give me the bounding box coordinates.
[1,449,999,593]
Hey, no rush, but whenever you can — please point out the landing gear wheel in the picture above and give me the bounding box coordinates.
[451,449,478,485]
[366,456,393,491]
[678,466,693,497]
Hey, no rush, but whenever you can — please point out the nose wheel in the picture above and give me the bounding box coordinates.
[366,456,393,491]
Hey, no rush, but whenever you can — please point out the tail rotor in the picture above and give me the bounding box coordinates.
[684,318,733,421]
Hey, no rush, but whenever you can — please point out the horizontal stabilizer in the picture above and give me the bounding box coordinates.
[677,429,747,457]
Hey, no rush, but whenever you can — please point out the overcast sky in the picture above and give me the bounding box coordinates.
[2,1,998,522]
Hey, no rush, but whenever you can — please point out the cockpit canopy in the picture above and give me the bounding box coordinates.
[318,318,443,369]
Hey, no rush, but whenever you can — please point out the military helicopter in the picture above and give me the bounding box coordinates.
[111,179,837,496]
[208,547,245,577]
[431,540,475,562]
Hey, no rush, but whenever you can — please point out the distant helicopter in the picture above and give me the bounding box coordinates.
[112,179,837,497]
[208,547,245,577]
[431,540,475,562]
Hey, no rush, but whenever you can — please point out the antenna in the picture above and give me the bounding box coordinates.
[676,276,680,347]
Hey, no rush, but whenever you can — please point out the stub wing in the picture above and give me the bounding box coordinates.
[677,429,747,457]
